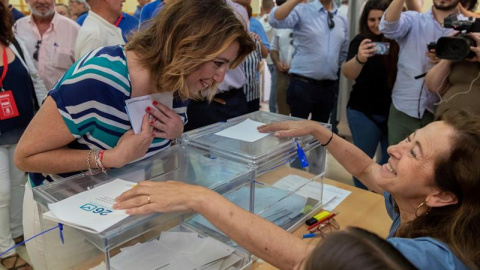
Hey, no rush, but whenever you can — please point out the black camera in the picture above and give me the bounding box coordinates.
[434,15,480,61]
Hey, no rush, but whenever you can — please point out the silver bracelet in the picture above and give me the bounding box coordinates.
[86,149,100,175]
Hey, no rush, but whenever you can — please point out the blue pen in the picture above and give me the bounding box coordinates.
[303,232,322,239]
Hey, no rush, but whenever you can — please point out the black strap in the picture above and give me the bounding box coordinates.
[11,38,25,62]
[11,38,40,110]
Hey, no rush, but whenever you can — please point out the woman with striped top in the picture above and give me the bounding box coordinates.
[14,0,254,269]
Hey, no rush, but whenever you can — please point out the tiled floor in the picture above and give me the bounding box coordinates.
[0,245,31,270]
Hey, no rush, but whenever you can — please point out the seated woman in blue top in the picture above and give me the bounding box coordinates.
[115,109,480,270]
[14,0,254,269]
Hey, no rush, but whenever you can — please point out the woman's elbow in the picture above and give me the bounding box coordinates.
[14,144,31,172]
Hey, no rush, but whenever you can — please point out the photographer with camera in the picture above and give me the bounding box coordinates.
[425,32,480,117]
[379,0,465,145]
[341,0,399,190]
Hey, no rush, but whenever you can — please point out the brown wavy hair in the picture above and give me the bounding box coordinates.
[125,0,255,101]
[0,0,15,46]
[396,110,480,269]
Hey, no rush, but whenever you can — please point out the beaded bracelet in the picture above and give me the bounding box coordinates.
[94,150,108,174]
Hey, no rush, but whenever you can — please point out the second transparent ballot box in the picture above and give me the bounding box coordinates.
[32,144,255,270]
[181,111,330,231]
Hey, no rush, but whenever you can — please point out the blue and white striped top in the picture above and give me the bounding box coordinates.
[29,45,188,186]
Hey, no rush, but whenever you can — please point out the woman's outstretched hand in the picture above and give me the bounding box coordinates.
[257,120,320,138]
[113,181,208,215]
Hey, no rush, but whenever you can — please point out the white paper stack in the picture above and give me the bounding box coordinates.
[110,231,243,270]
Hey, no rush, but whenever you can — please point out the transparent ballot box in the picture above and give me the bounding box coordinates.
[181,111,329,231]
[32,145,255,270]
[187,170,324,245]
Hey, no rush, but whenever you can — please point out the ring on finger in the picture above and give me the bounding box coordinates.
[147,195,151,204]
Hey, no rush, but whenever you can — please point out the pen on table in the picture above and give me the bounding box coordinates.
[307,212,338,231]
[305,210,330,226]
[302,232,323,239]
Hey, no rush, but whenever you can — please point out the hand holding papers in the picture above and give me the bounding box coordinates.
[44,179,136,233]
[125,92,173,134]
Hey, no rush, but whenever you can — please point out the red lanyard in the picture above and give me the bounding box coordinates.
[0,45,8,89]
[114,14,123,27]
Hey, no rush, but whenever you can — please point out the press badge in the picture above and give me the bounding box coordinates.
[0,90,19,120]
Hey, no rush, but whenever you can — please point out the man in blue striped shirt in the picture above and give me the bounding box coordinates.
[379,0,462,145]
[269,0,348,123]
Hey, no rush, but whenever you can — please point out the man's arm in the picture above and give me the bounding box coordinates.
[425,59,453,95]
[272,0,302,20]
[384,0,406,22]
[406,0,422,12]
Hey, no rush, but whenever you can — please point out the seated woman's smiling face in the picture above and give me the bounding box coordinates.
[376,121,456,202]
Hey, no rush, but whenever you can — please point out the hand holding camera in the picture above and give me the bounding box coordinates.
[357,39,390,64]
[357,39,375,63]
[467,33,480,62]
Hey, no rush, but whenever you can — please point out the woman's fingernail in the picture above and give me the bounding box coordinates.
[146,106,151,111]
[153,100,158,106]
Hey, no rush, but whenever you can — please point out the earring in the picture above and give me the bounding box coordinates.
[415,201,431,218]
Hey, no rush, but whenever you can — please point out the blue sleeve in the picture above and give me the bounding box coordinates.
[140,2,156,25]
[12,8,25,21]
[250,19,270,50]
[119,13,139,42]
[387,237,469,270]
[379,11,416,41]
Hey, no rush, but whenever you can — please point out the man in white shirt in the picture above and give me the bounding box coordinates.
[74,0,125,59]
[14,0,80,91]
